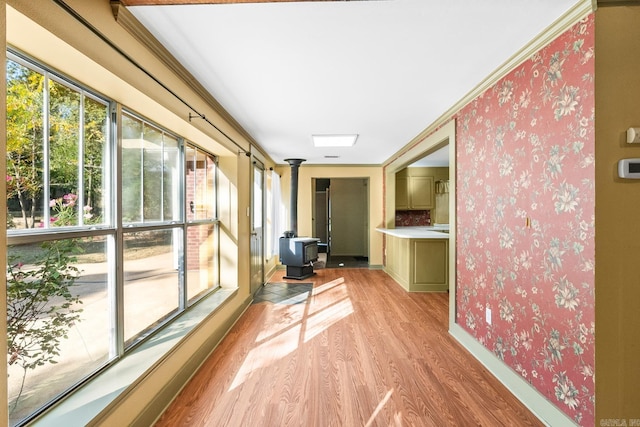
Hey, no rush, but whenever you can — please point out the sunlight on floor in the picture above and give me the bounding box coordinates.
[230,277,353,391]
[256,303,306,342]
[230,323,302,391]
[303,298,353,343]
[365,389,394,427]
[311,277,345,296]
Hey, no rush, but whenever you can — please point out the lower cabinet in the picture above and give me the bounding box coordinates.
[385,235,448,292]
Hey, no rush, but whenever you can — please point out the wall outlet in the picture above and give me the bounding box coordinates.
[486,307,492,325]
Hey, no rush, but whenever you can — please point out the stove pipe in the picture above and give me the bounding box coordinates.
[284,158,305,237]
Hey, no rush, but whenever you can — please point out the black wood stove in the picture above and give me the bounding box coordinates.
[279,158,318,280]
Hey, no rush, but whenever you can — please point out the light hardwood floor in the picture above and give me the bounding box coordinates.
[155,268,543,426]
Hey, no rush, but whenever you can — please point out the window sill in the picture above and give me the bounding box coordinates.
[32,287,238,426]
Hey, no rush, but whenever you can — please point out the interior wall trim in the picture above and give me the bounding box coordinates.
[384,0,595,167]
[449,324,578,427]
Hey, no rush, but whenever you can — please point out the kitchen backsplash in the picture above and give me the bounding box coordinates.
[395,210,431,226]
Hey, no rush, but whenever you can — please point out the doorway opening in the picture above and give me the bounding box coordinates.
[384,120,455,327]
[313,178,369,268]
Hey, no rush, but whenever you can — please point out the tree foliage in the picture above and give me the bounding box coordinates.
[6,60,44,228]
[6,58,107,228]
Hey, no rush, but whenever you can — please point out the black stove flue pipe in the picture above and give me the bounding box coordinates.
[280,158,318,280]
[284,158,305,237]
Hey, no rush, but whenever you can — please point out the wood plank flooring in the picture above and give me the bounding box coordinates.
[155,268,543,427]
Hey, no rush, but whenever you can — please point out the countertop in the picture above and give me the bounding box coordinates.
[376,225,450,239]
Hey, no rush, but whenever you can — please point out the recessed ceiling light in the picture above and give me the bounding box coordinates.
[312,134,358,148]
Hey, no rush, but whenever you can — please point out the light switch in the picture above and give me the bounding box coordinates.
[627,127,640,143]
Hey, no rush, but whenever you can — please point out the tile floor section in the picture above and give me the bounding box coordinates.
[252,282,313,305]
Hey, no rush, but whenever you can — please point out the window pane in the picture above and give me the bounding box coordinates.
[163,134,180,222]
[185,145,197,222]
[203,152,216,220]
[49,79,80,227]
[7,61,107,232]
[123,228,181,346]
[121,114,143,223]
[7,237,111,426]
[123,114,181,225]
[186,223,218,302]
[185,144,215,221]
[142,123,162,222]
[83,96,109,226]
[6,60,45,230]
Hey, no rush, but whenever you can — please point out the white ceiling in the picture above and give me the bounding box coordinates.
[128,0,579,165]
[409,144,449,167]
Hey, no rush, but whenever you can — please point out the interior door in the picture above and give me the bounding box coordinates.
[329,178,367,257]
[326,187,331,253]
[250,160,265,294]
[314,190,327,243]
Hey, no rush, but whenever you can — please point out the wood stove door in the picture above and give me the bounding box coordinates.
[250,160,265,294]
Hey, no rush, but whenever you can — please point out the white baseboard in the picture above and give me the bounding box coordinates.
[449,323,577,427]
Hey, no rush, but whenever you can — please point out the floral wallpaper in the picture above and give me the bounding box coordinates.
[456,15,595,425]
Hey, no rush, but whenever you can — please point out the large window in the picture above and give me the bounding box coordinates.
[6,54,112,425]
[6,53,220,426]
[121,113,184,347]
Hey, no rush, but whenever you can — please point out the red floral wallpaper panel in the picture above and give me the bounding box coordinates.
[456,16,595,425]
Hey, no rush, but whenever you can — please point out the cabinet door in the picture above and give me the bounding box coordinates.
[409,176,434,209]
[412,239,448,286]
[395,176,409,210]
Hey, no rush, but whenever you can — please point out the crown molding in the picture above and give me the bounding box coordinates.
[384,0,596,168]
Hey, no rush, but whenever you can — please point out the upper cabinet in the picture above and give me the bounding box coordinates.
[396,168,434,210]
[409,176,434,209]
[395,175,410,209]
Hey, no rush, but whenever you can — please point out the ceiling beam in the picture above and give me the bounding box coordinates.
[121,0,342,5]
[120,0,638,7]
[597,0,640,5]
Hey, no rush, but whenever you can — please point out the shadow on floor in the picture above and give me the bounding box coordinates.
[324,255,369,269]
